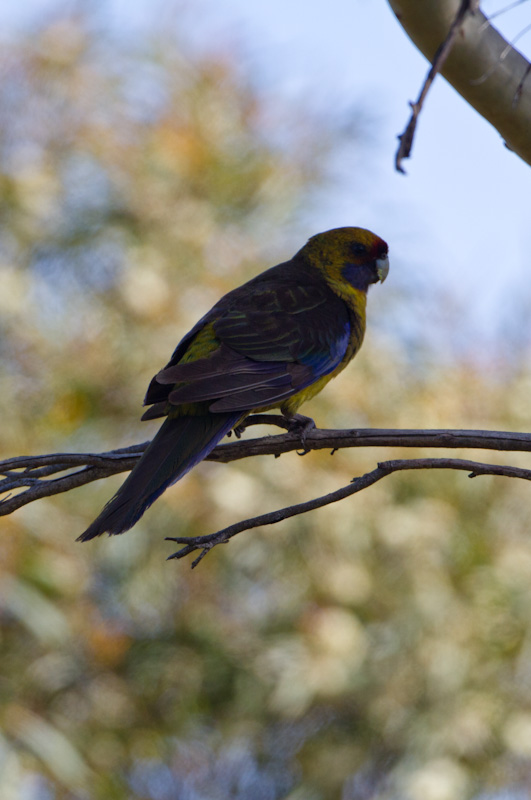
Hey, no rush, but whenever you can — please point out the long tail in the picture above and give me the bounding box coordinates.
[78,412,240,541]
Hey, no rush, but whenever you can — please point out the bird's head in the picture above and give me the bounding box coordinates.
[300,227,389,293]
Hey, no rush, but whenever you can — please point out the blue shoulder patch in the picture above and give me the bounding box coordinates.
[298,322,350,378]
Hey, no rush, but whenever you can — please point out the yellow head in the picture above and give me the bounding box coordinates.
[298,226,389,292]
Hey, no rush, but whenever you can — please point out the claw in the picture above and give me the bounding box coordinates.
[283,412,316,452]
[233,423,245,439]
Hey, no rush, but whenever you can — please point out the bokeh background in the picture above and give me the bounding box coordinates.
[1,1,531,798]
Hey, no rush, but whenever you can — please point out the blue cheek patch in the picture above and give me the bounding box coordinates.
[342,263,374,291]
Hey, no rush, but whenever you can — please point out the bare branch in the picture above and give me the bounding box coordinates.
[389,0,531,168]
[209,425,531,463]
[3,422,531,517]
[166,457,531,567]
[395,0,476,173]
[0,444,148,516]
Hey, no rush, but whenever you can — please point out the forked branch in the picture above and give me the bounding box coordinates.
[2,420,531,517]
[2,418,531,567]
[166,457,531,567]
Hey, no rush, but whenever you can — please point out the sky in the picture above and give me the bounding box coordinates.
[197,0,531,352]
[1,0,530,351]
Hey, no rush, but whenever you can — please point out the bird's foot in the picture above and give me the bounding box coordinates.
[230,414,288,438]
[227,421,248,439]
[227,421,247,439]
[232,422,246,439]
[283,413,316,453]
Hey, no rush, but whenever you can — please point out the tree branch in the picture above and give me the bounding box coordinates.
[394,0,476,173]
[0,443,148,516]
[2,420,531,515]
[166,456,531,567]
[388,0,531,168]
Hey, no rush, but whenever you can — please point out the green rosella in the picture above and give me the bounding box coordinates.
[79,227,389,540]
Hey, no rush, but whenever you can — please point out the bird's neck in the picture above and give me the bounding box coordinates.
[321,269,368,327]
[296,250,368,327]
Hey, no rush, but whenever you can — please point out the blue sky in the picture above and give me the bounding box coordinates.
[198,0,531,349]
[2,0,530,349]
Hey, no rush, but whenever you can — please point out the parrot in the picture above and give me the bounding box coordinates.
[79,226,389,541]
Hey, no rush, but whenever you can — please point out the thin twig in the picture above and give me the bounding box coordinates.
[395,0,479,173]
[166,457,531,567]
[3,424,531,516]
[471,19,531,87]
[513,61,531,107]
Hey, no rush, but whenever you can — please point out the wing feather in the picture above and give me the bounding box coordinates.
[142,268,352,416]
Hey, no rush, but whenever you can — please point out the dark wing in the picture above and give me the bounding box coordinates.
[143,267,351,417]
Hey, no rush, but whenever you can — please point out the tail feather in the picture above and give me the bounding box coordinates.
[78,412,239,541]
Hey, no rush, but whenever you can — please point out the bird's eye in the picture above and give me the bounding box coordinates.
[351,242,367,256]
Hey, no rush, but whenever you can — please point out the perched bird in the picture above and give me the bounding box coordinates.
[79,227,389,541]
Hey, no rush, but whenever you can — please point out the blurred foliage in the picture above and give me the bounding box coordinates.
[1,5,531,800]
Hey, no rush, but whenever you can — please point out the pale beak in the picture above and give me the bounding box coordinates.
[376,254,389,283]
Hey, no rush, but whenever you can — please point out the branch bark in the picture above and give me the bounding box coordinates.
[388,0,531,167]
[166,456,531,567]
[2,420,531,511]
